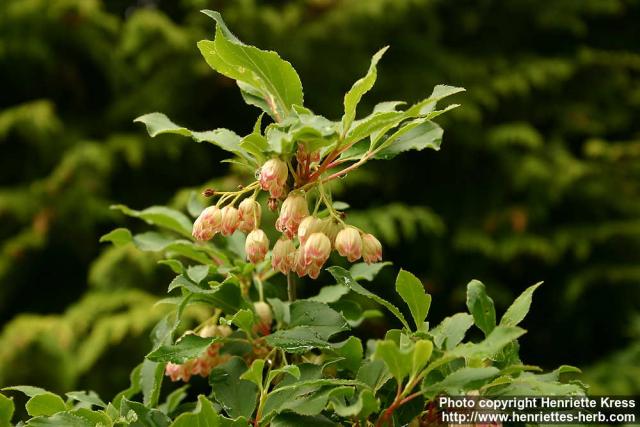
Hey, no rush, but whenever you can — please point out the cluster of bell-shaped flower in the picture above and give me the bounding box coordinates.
[270,193,382,278]
[192,156,382,277]
[164,324,232,382]
[192,197,262,241]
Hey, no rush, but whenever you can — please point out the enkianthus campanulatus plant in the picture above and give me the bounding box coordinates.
[0,11,586,427]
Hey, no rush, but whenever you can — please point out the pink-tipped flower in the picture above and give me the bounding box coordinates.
[192,206,222,241]
[272,238,296,274]
[335,227,362,262]
[297,216,323,245]
[166,361,193,382]
[259,158,288,198]
[238,198,261,233]
[293,248,307,277]
[220,205,239,236]
[276,191,309,237]
[361,233,383,264]
[303,232,331,277]
[245,229,269,263]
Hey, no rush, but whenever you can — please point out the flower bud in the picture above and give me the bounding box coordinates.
[198,324,219,338]
[220,205,239,236]
[335,227,362,262]
[303,232,331,274]
[259,158,288,198]
[254,301,273,326]
[217,325,232,337]
[276,191,309,237]
[297,216,323,245]
[361,233,383,264]
[192,206,222,241]
[238,198,261,232]
[272,238,296,274]
[245,229,269,263]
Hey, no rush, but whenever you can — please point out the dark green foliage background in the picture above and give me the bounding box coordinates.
[1,0,638,397]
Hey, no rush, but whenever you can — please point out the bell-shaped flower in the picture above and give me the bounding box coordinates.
[259,158,288,198]
[220,205,239,236]
[245,229,269,263]
[238,198,261,233]
[192,206,222,241]
[272,238,296,274]
[276,191,309,237]
[361,233,383,264]
[335,226,363,262]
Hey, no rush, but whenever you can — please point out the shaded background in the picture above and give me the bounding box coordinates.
[1,0,639,398]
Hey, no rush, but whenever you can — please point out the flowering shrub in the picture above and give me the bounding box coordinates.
[0,11,585,426]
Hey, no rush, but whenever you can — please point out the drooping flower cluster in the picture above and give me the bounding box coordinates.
[165,325,231,382]
[266,192,382,278]
[192,152,383,277]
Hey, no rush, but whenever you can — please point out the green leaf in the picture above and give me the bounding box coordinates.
[198,11,303,120]
[141,359,165,408]
[404,84,466,117]
[328,389,379,419]
[170,395,243,427]
[395,269,431,332]
[147,335,217,364]
[344,111,404,147]
[158,385,189,416]
[186,265,209,284]
[466,280,496,336]
[120,397,171,427]
[169,279,249,314]
[228,309,255,336]
[262,379,365,423]
[373,340,412,383]
[342,47,388,134]
[25,393,67,417]
[266,326,333,353]
[500,282,542,327]
[307,285,350,303]
[65,391,106,409]
[2,386,48,397]
[331,336,363,373]
[111,204,193,238]
[422,367,500,397]
[288,301,349,339]
[267,365,301,386]
[134,113,248,159]
[210,358,258,419]
[356,360,391,392]
[24,412,94,427]
[275,386,353,417]
[430,313,474,350]
[450,325,526,359]
[270,413,336,427]
[327,266,410,330]
[349,262,392,281]
[99,228,133,247]
[412,340,433,375]
[239,359,265,390]
[0,393,14,427]
[374,120,443,160]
